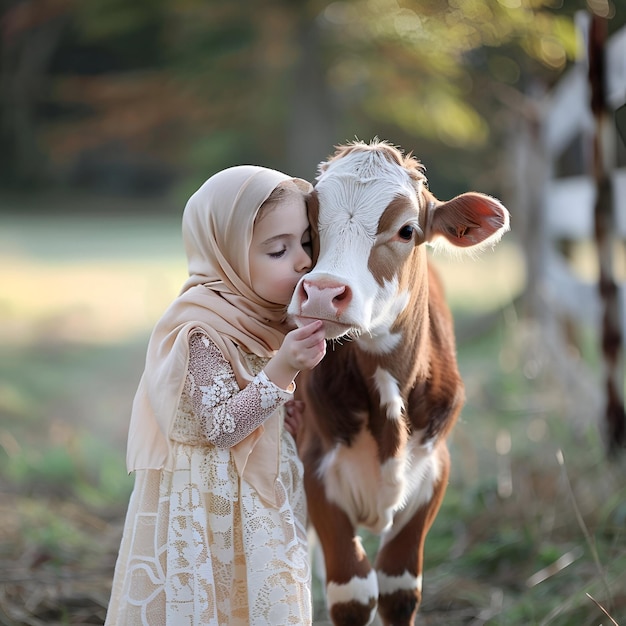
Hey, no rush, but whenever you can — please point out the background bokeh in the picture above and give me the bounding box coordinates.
[1,1,625,624]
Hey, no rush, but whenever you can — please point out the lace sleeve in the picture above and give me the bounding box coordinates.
[185,330,292,448]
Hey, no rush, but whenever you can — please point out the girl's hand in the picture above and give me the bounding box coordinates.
[263,320,326,389]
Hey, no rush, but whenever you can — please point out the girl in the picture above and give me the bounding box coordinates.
[105,165,326,625]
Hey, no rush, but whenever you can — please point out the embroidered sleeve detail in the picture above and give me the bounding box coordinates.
[185,331,292,448]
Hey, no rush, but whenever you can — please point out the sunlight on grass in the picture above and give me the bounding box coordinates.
[0,256,186,344]
[0,212,188,344]
[1,213,525,345]
[432,240,526,314]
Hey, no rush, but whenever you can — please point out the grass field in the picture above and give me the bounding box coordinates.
[0,206,624,625]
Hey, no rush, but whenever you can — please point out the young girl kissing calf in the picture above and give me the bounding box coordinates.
[105,165,326,625]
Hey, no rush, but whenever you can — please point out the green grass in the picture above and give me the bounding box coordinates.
[429,315,625,624]
[0,343,137,507]
[0,210,624,624]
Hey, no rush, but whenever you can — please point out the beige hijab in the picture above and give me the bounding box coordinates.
[126,165,312,506]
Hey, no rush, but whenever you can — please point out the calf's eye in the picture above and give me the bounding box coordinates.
[398,225,414,241]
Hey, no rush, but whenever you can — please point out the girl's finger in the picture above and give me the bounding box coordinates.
[294,320,323,339]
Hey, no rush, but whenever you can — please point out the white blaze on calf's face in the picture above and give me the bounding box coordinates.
[290,150,423,338]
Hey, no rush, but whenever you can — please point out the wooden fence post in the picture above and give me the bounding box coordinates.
[588,13,626,452]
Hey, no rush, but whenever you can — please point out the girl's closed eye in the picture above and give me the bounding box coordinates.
[268,247,287,259]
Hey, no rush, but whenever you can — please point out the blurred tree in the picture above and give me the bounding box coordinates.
[314,0,584,196]
[1,0,70,185]
[0,0,622,198]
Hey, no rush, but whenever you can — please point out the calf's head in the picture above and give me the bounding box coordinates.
[288,140,510,340]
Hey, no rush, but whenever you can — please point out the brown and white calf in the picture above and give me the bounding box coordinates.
[287,140,510,626]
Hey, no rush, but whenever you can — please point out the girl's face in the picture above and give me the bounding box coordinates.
[249,195,312,306]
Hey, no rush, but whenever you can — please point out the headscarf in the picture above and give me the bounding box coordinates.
[126,165,312,506]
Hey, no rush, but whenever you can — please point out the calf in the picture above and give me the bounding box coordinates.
[287,140,510,626]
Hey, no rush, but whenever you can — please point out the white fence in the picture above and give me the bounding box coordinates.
[541,17,626,334]
[529,14,626,447]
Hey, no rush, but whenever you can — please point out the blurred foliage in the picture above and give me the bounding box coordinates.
[1,0,623,201]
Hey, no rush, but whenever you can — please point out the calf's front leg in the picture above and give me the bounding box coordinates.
[374,445,451,626]
[304,461,379,626]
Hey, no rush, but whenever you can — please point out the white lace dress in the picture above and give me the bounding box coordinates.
[105,331,311,625]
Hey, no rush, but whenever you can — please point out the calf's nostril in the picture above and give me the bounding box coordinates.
[332,285,352,313]
[333,287,346,302]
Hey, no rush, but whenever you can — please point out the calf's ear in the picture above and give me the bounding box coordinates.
[427,192,510,250]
